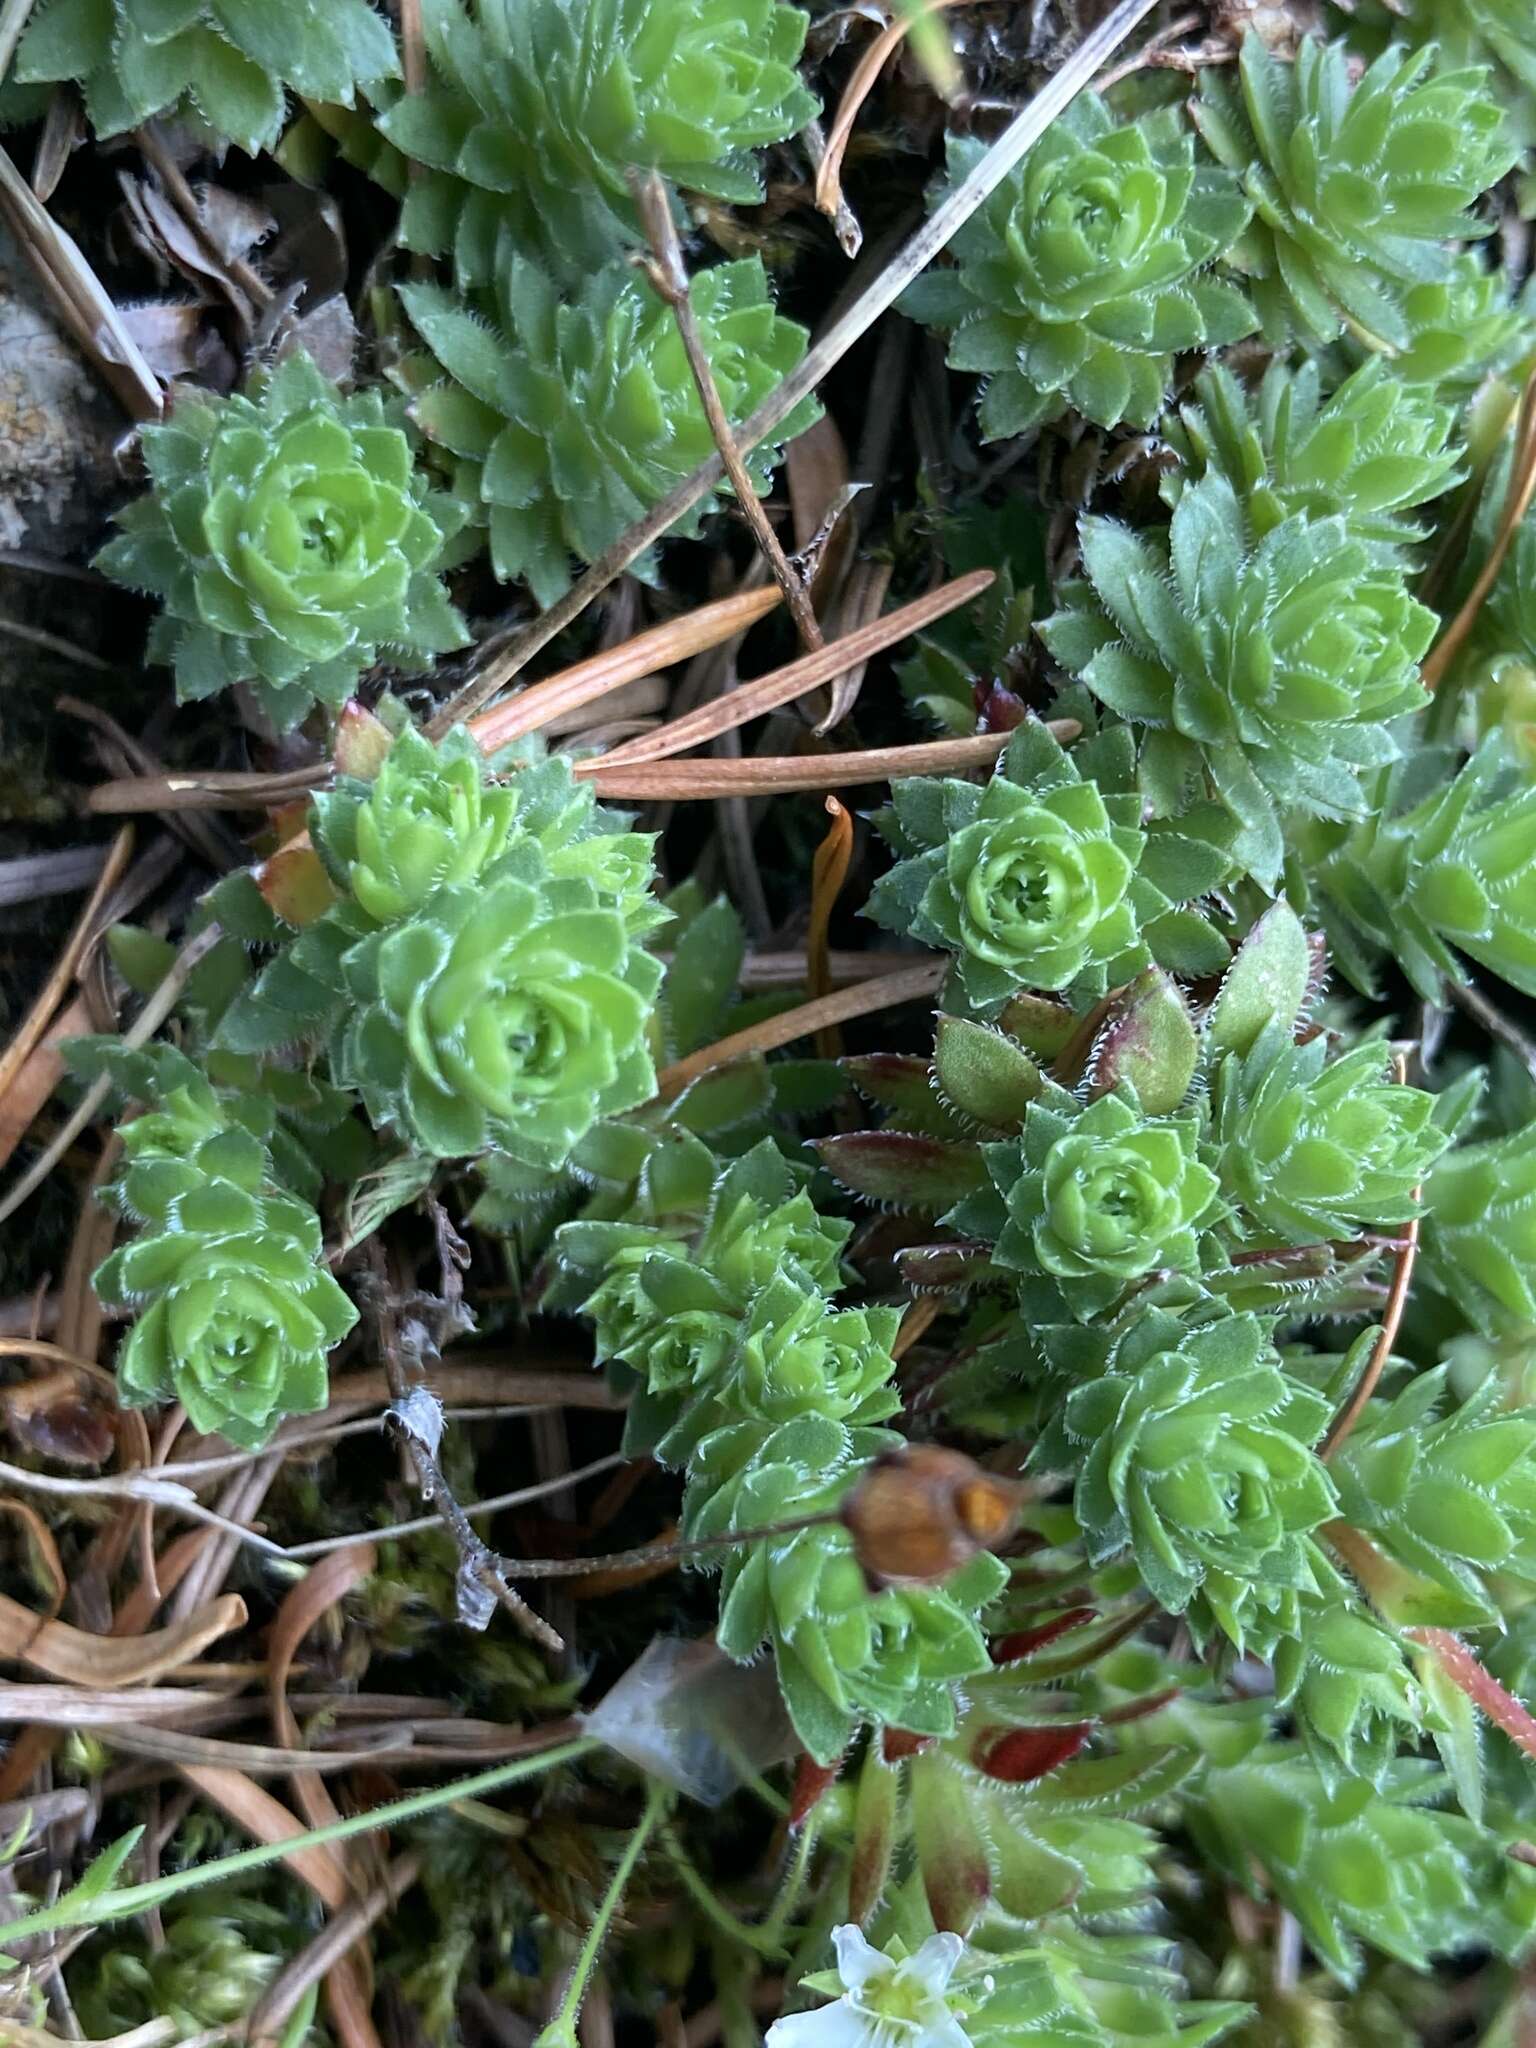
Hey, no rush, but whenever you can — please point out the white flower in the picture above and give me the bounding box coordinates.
[766,1926,971,2048]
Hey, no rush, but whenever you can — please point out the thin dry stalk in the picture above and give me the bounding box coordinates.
[814,0,971,225]
[469,586,782,750]
[632,170,823,654]
[1320,1056,1421,1460]
[0,923,224,1229]
[0,139,160,418]
[655,957,945,1097]
[426,0,1161,733]
[249,1853,422,2048]
[0,824,132,1113]
[1423,361,1536,690]
[580,728,1052,798]
[595,570,993,767]
[807,797,854,1055]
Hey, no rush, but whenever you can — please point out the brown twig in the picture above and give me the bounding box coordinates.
[579,729,1046,798]
[0,823,131,1115]
[135,121,274,316]
[425,0,1161,734]
[1319,1055,1421,1460]
[1423,360,1536,691]
[655,958,945,1097]
[249,1854,422,2048]
[814,0,972,227]
[368,1245,565,1654]
[632,171,823,655]
[596,570,994,766]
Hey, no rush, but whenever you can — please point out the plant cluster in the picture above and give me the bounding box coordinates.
[13,3,1536,2045]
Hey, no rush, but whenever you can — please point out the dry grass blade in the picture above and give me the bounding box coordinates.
[1423,360,1536,690]
[580,727,1076,798]
[249,1853,422,2048]
[0,139,161,419]
[0,1685,234,1725]
[177,1765,383,2048]
[0,992,91,1177]
[0,923,224,1229]
[428,0,1161,728]
[88,766,325,815]
[0,1587,245,1684]
[655,958,945,1097]
[596,570,993,766]
[808,797,854,1055]
[0,824,131,1114]
[468,586,782,751]
[815,0,971,226]
[634,170,823,653]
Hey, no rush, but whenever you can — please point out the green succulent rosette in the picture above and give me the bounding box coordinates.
[219,742,665,1172]
[1039,474,1434,885]
[1213,1035,1445,1245]
[1330,1367,1536,1617]
[1038,1312,1338,1646]
[693,1415,1005,1762]
[400,248,815,604]
[98,353,467,733]
[1191,1751,1536,1985]
[378,0,817,288]
[1162,357,1461,561]
[1368,251,1533,392]
[1425,1114,1536,1328]
[95,1103,357,1450]
[15,0,398,153]
[1322,733,1536,1003]
[1337,0,1536,143]
[904,98,1253,434]
[326,875,662,1164]
[980,1084,1220,1320]
[1195,33,1518,346]
[867,718,1234,1013]
[332,724,517,923]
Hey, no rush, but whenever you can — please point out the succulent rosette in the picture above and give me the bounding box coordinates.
[1039,474,1434,884]
[95,1105,357,1450]
[400,247,815,603]
[906,98,1253,433]
[1214,1036,1446,1245]
[986,1083,1220,1319]
[379,0,817,288]
[327,876,662,1165]
[1195,33,1518,346]
[1323,734,1536,1002]
[98,353,467,732]
[14,0,398,153]
[220,742,666,1173]
[334,725,516,922]
[693,1416,1005,1761]
[1425,1116,1536,1328]
[1192,1752,1536,1984]
[868,719,1233,1012]
[1163,357,1461,560]
[1040,1313,1338,1640]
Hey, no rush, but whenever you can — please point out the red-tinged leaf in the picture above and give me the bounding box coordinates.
[996,991,1077,1060]
[974,1722,1094,1783]
[991,1608,1098,1664]
[839,1054,965,1134]
[815,1132,986,1211]
[898,1241,1001,1291]
[882,1727,936,1762]
[255,842,338,928]
[911,1752,991,1935]
[334,699,394,779]
[789,1751,844,1826]
[267,799,312,848]
[975,678,1027,732]
[1102,1687,1181,1727]
[850,1743,900,1924]
[1086,968,1197,1117]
